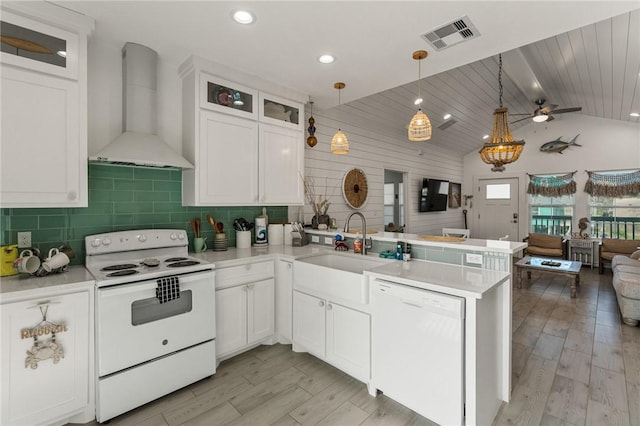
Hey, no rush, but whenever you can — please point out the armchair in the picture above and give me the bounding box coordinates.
[523,233,566,259]
[599,238,640,274]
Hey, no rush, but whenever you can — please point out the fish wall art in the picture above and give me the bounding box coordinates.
[540,134,581,154]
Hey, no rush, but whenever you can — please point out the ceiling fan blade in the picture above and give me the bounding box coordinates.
[510,116,533,124]
[540,104,559,114]
[510,113,533,116]
[546,114,555,122]
[552,107,582,114]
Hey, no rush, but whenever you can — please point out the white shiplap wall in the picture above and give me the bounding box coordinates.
[294,103,465,236]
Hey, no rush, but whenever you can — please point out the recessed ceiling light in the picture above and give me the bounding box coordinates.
[318,54,334,64]
[232,10,254,24]
[630,112,640,117]
[443,113,452,120]
[414,97,423,105]
[482,134,490,140]
[56,50,66,58]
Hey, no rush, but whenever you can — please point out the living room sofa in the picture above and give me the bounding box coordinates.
[599,238,640,274]
[611,251,640,327]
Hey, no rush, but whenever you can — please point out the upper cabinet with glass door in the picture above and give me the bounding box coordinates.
[0,10,79,80]
[259,93,303,130]
[199,72,258,120]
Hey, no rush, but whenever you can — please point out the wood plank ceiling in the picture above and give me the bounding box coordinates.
[343,9,640,156]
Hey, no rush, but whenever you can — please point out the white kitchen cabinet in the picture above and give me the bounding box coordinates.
[180,56,305,206]
[214,261,275,360]
[0,4,93,207]
[0,287,94,426]
[292,291,326,357]
[183,110,259,205]
[275,260,293,343]
[293,290,370,382]
[260,124,304,204]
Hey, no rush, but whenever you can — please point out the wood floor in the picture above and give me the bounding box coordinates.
[71,268,639,426]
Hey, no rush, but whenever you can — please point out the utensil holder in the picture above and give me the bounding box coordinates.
[236,230,251,249]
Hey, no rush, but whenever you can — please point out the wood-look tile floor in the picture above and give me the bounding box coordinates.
[71,268,639,426]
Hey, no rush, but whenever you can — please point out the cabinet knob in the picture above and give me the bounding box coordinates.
[67,191,77,200]
[327,303,333,310]
[247,284,255,290]
[318,300,325,307]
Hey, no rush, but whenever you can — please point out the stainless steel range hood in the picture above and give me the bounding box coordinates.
[90,42,193,169]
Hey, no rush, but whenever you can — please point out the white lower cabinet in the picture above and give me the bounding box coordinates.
[215,261,275,360]
[0,288,93,426]
[275,260,293,343]
[293,290,370,382]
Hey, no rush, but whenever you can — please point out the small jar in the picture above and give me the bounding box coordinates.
[354,235,363,254]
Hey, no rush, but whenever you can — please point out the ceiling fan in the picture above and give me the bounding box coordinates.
[511,99,582,123]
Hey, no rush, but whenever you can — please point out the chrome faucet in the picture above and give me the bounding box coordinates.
[344,212,371,255]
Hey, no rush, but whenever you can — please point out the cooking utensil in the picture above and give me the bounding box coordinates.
[216,222,224,233]
[190,219,198,237]
[195,218,201,237]
[207,215,217,232]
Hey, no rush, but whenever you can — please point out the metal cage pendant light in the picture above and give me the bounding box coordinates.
[479,54,525,172]
[408,50,432,142]
[331,82,349,155]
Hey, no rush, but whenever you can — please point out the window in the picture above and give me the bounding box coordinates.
[585,169,640,240]
[530,194,574,236]
[589,195,640,239]
[486,183,510,199]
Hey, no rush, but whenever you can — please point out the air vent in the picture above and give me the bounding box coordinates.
[437,119,458,130]
[421,16,480,51]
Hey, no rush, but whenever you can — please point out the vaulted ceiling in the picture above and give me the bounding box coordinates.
[56,1,640,155]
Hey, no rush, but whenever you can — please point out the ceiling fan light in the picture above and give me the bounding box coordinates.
[532,110,548,122]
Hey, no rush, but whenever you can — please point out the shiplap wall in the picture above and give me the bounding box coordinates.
[294,103,465,235]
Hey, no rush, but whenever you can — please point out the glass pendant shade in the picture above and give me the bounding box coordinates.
[331,82,349,155]
[408,109,432,141]
[479,107,525,172]
[331,130,349,155]
[478,54,525,172]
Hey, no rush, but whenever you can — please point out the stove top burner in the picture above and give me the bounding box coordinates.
[167,260,200,268]
[165,257,189,262]
[106,270,139,277]
[102,263,139,271]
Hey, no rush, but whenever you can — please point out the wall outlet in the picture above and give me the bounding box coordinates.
[466,253,483,265]
[324,237,333,245]
[17,232,31,248]
[311,235,320,243]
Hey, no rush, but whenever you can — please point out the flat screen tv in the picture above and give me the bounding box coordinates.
[419,178,449,212]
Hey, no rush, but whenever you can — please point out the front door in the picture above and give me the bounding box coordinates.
[476,177,519,241]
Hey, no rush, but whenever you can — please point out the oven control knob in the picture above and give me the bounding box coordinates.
[91,238,101,248]
[102,237,111,246]
[138,234,147,243]
[177,232,185,240]
[170,232,177,240]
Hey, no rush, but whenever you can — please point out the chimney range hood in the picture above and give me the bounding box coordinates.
[90,42,193,169]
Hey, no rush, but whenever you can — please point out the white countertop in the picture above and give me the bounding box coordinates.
[190,244,333,267]
[306,229,527,254]
[0,266,95,303]
[366,260,511,299]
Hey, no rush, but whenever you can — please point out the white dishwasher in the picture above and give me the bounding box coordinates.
[371,278,465,426]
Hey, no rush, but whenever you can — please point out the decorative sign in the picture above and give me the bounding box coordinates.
[21,304,67,369]
[342,168,369,209]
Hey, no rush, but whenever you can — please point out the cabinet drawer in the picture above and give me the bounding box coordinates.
[216,261,274,289]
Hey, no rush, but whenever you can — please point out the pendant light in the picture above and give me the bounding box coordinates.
[331,82,349,155]
[408,50,432,142]
[306,101,317,147]
[479,54,525,172]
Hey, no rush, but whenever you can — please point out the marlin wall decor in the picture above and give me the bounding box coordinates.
[540,134,581,154]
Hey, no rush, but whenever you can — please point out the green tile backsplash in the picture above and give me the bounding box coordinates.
[1,164,288,264]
